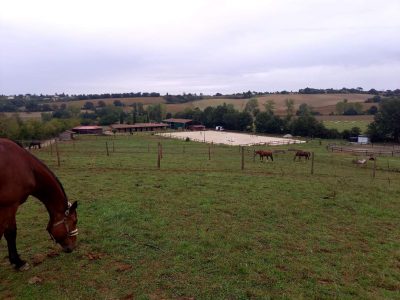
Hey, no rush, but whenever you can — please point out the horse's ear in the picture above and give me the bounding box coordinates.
[69,201,78,212]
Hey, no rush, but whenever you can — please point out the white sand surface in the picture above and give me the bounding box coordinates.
[158,131,305,146]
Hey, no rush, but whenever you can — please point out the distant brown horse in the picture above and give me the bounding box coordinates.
[255,150,274,161]
[294,150,311,161]
[0,138,78,270]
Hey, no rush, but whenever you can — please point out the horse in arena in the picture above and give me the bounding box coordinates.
[294,150,311,161]
[255,150,274,161]
[0,138,78,270]
[28,140,41,149]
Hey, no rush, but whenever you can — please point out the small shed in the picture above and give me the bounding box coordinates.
[59,130,74,141]
[163,118,192,129]
[72,126,103,135]
[357,135,370,144]
[215,126,224,131]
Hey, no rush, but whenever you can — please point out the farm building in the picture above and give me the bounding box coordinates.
[59,130,74,141]
[72,126,103,135]
[163,118,192,129]
[349,135,370,144]
[357,135,370,144]
[110,123,168,133]
[189,125,206,131]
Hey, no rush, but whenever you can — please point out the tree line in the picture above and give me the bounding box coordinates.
[2,87,400,112]
[1,96,399,143]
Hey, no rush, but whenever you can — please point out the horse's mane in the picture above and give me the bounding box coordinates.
[9,139,69,208]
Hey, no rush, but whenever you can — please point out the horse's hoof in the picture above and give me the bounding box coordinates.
[17,262,30,271]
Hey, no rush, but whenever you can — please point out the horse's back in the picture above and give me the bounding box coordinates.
[0,139,36,205]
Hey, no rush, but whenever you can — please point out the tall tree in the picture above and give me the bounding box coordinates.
[244,98,259,116]
[367,97,400,142]
[264,100,275,114]
[285,99,295,120]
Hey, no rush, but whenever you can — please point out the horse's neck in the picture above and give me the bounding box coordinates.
[30,158,67,220]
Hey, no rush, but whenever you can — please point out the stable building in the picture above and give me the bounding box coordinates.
[162,118,192,129]
[72,126,103,135]
[189,124,206,131]
[110,123,167,133]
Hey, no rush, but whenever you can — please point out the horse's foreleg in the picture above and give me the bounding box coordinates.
[5,227,27,269]
[4,212,27,270]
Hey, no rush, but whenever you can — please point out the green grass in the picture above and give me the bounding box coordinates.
[323,120,370,133]
[1,134,400,299]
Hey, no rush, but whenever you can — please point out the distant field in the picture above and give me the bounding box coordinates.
[2,112,43,120]
[8,93,375,118]
[164,93,373,115]
[316,115,374,133]
[64,97,166,108]
[54,93,373,115]
[322,120,370,133]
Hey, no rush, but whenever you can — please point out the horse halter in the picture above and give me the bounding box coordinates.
[48,202,78,242]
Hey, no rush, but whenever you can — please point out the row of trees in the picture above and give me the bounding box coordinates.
[0,114,78,141]
[3,87,399,105]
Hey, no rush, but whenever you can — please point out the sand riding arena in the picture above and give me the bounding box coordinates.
[157,130,305,146]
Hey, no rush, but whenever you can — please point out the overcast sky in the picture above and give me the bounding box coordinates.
[1,0,399,95]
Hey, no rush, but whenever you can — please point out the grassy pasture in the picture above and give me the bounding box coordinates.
[315,116,374,133]
[322,121,370,133]
[1,134,400,299]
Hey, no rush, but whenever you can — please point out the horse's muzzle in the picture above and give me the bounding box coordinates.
[62,246,74,253]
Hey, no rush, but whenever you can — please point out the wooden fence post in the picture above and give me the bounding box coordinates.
[241,146,245,170]
[106,142,109,156]
[160,143,163,159]
[113,141,115,153]
[55,140,60,167]
[372,157,377,178]
[311,152,315,175]
[157,142,161,169]
[50,141,53,156]
[253,149,256,162]
[208,145,211,160]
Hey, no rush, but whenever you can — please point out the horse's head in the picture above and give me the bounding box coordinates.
[48,201,78,253]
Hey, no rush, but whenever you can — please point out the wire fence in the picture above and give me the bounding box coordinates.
[27,136,400,185]
[327,144,400,157]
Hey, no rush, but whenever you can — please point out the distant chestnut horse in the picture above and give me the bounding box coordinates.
[294,150,311,161]
[0,138,78,270]
[255,150,274,161]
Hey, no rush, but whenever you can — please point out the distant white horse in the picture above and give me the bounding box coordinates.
[352,159,367,165]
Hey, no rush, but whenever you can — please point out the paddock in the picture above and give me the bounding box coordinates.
[157,130,305,146]
[2,134,400,299]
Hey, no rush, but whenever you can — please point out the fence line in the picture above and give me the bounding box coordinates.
[327,144,400,157]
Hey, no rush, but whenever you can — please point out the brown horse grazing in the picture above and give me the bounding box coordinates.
[255,150,274,161]
[0,138,78,270]
[294,150,311,161]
